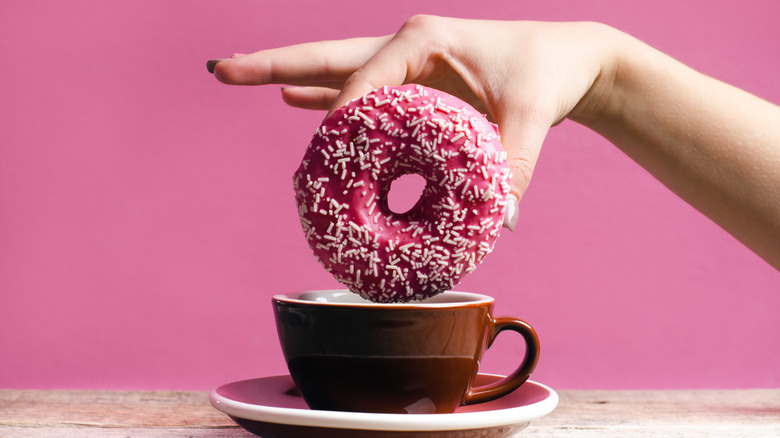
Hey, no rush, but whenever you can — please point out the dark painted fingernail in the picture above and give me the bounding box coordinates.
[206,59,228,74]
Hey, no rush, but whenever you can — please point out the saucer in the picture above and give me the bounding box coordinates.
[210,374,558,438]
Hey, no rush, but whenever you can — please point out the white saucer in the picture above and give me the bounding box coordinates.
[210,374,558,438]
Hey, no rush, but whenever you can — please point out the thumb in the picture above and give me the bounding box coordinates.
[495,113,550,231]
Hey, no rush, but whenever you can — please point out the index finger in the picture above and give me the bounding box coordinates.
[211,36,392,87]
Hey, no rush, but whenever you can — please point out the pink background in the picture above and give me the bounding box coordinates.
[1,0,778,391]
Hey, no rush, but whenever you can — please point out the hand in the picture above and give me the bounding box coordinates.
[209,16,780,269]
[210,16,622,222]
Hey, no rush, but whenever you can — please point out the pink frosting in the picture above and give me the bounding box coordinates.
[293,84,511,302]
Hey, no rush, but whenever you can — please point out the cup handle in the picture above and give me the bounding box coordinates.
[462,316,540,405]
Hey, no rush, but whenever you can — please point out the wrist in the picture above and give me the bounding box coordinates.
[566,25,639,129]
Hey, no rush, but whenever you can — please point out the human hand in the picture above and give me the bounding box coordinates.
[211,15,780,268]
[210,16,622,228]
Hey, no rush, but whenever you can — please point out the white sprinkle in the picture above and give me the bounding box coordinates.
[409,116,426,127]
[399,242,415,252]
[411,123,423,138]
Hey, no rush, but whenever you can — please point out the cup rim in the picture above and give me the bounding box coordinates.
[273,289,494,308]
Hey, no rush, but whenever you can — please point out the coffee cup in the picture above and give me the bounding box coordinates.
[272,290,540,414]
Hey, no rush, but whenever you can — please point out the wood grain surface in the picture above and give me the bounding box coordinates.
[1,388,778,437]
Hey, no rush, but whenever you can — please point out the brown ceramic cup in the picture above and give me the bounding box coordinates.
[272,290,540,414]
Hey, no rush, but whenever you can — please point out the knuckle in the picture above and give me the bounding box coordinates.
[403,14,439,30]
[399,14,450,41]
[394,15,454,63]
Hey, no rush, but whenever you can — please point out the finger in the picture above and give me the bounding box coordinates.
[211,36,391,86]
[494,111,550,231]
[281,86,340,110]
[326,33,419,116]
[501,118,548,199]
[206,53,246,74]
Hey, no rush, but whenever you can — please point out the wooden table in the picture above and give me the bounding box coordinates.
[1,388,778,437]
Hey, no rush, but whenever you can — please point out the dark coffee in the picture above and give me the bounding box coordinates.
[287,355,477,414]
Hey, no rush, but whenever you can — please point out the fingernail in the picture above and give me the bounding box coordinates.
[503,194,519,232]
[231,53,247,58]
[206,58,229,74]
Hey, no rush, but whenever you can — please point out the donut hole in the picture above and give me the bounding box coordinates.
[386,173,427,215]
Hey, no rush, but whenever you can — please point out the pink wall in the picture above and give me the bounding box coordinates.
[1,0,778,391]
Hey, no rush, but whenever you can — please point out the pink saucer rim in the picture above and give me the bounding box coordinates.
[209,373,558,432]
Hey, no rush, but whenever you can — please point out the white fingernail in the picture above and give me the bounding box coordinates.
[503,194,519,232]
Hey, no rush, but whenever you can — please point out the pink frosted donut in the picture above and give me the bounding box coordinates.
[293,84,511,302]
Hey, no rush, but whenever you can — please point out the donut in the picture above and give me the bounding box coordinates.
[292,84,511,303]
